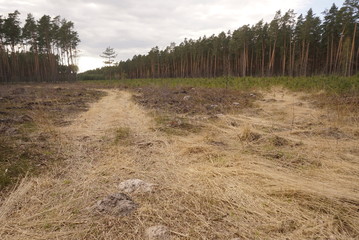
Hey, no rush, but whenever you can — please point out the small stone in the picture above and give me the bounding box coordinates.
[96,193,137,216]
[183,95,191,101]
[145,225,171,240]
[232,102,240,106]
[118,179,155,194]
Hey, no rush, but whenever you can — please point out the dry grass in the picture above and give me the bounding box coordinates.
[0,87,358,239]
[239,124,262,142]
[0,84,104,193]
[114,127,131,145]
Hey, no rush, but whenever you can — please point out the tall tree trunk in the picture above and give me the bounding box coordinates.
[304,42,310,76]
[261,42,265,77]
[348,23,357,76]
[269,39,276,76]
[242,43,246,77]
[330,36,334,74]
[335,27,345,73]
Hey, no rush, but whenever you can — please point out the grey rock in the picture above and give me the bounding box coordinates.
[183,95,191,101]
[145,225,171,240]
[118,179,155,194]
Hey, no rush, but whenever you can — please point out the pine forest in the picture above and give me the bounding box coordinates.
[0,11,79,83]
[82,1,359,79]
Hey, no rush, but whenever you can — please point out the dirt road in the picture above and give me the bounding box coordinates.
[1,89,358,239]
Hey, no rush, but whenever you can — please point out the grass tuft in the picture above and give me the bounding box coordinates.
[114,127,131,144]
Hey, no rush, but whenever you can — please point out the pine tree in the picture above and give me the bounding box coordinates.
[100,46,117,80]
[100,46,117,66]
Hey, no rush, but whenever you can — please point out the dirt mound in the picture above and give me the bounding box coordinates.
[95,193,137,216]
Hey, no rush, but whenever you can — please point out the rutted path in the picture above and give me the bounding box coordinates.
[60,90,153,139]
[0,90,160,239]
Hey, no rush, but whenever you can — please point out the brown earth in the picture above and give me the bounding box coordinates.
[0,87,358,239]
[133,86,259,115]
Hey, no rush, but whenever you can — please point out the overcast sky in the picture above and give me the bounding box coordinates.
[0,0,344,72]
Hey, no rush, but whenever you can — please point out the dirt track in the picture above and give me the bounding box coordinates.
[0,89,358,239]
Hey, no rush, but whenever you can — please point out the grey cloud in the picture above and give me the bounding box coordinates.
[0,0,306,71]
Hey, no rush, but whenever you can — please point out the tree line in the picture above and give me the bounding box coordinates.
[0,10,80,83]
[82,0,358,80]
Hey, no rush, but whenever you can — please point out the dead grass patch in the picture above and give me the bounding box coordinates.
[0,84,105,193]
[114,127,131,145]
[154,114,202,136]
[310,93,359,126]
[239,125,262,142]
[269,189,359,236]
[183,146,208,155]
[260,147,322,169]
[270,135,290,146]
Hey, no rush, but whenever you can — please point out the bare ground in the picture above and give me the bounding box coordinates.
[0,88,358,239]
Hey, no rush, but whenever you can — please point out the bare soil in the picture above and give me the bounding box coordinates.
[0,85,358,239]
[133,86,259,115]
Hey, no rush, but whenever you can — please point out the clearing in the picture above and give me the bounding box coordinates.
[0,87,358,239]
